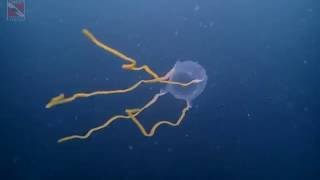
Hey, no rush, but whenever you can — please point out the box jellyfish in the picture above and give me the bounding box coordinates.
[46,29,207,143]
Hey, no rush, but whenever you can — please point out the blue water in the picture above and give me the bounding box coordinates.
[1,0,319,179]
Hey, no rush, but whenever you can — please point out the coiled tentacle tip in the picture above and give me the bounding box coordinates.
[45,93,65,108]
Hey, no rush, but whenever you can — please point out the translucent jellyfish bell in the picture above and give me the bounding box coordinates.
[166,61,207,104]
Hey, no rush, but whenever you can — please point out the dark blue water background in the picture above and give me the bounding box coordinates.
[1,0,319,179]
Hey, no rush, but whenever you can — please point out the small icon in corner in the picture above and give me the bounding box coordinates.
[7,0,25,21]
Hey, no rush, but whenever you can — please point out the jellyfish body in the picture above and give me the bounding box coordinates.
[47,29,207,143]
[166,61,207,104]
